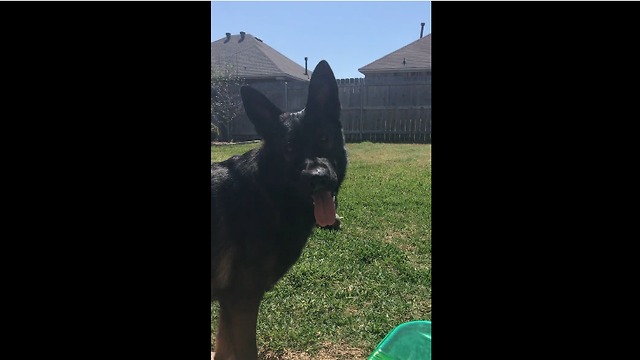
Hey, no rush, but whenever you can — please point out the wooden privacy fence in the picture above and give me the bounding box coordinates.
[337,77,431,143]
[225,75,431,143]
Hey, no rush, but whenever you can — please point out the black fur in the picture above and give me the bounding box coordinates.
[211,60,347,359]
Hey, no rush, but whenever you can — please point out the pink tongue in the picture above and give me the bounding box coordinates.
[311,191,336,227]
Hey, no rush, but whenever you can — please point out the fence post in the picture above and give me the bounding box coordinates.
[360,78,364,142]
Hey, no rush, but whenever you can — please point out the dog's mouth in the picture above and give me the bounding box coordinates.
[311,191,336,227]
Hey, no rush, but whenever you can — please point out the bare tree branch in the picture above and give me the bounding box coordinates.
[211,64,244,142]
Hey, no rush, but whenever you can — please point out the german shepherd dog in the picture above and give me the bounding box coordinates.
[211,60,347,359]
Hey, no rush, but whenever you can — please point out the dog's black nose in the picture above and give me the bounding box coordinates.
[302,167,331,193]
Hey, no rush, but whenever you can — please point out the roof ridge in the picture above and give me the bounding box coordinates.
[254,39,312,79]
[359,34,431,73]
[212,33,310,81]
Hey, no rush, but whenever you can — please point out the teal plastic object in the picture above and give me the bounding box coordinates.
[367,320,431,360]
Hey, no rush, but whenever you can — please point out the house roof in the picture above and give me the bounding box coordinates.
[211,32,311,82]
[359,34,431,75]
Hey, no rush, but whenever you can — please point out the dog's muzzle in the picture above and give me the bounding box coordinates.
[301,159,338,227]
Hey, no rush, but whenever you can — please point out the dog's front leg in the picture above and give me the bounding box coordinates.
[214,293,263,360]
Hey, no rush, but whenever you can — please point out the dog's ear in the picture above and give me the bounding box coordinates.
[306,60,341,121]
[240,86,285,136]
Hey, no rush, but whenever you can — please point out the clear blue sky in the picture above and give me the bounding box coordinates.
[211,1,431,79]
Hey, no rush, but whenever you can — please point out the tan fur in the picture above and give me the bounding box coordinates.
[213,248,234,291]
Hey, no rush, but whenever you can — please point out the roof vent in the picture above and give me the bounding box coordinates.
[240,31,246,41]
[225,33,231,43]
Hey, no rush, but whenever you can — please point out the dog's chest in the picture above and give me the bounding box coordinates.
[263,230,313,290]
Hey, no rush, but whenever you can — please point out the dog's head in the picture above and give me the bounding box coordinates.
[240,60,347,227]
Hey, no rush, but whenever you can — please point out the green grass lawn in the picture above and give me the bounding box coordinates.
[211,142,431,359]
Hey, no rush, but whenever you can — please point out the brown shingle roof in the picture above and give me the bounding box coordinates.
[211,33,311,82]
[359,34,431,75]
